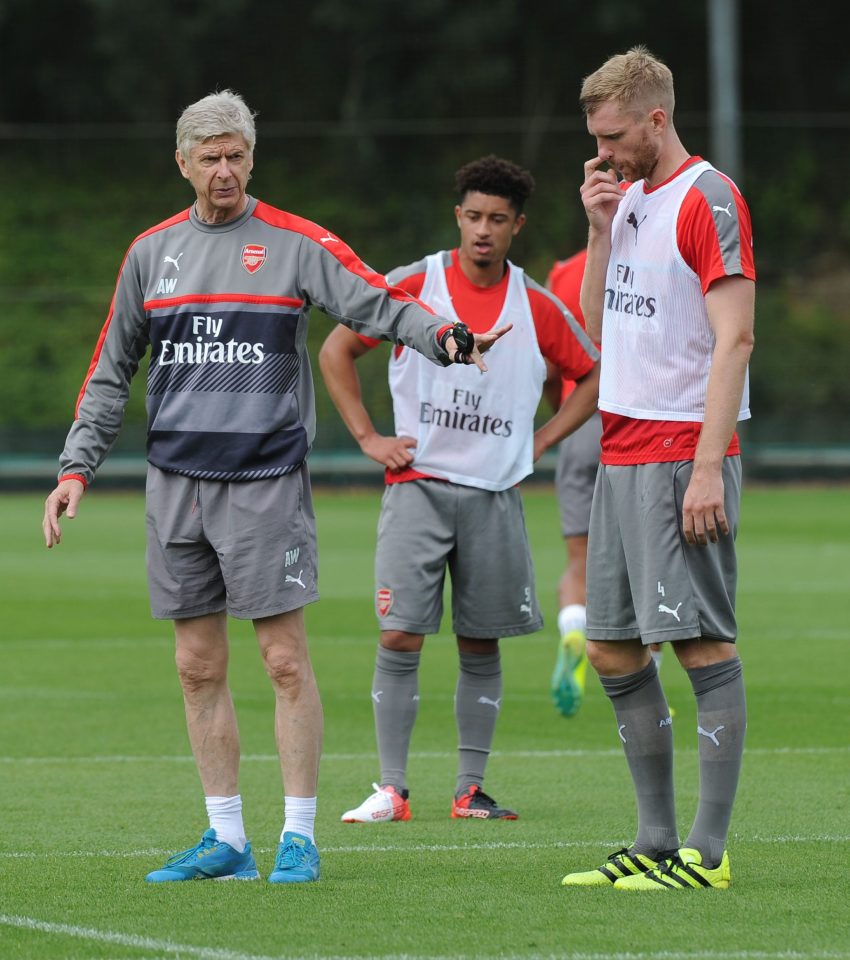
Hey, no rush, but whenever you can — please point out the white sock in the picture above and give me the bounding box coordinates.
[205,794,247,852]
[558,604,586,637]
[651,647,664,666]
[281,796,317,842]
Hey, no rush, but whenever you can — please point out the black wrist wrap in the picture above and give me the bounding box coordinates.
[438,322,475,364]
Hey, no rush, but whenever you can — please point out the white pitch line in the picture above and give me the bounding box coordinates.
[0,834,847,860]
[0,917,847,960]
[0,914,281,960]
[0,840,623,860]
[0,744,847,765]
[7,623,849,644]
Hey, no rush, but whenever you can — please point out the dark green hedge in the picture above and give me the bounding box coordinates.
[1,134,848,451]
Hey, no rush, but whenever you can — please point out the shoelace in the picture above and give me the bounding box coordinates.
[370,783,394,805]
[653,851,685,877]
[365,784,400,814]
[605,847,632,867]
[165,836,215,866]
[472,789,498,807]
[276,840,310,868]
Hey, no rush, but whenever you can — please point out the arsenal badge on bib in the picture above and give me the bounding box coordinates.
[376,588,393,618]
[241,244,267,274]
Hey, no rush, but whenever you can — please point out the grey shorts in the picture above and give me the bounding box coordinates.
[586,457,741,645]
[145,463,319,620]
[555,410,603,537]
[374,479,543,639]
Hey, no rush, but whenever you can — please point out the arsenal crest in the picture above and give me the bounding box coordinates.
[241,243,267,274]
[376,588,393,618]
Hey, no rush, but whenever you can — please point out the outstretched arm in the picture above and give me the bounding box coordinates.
[318,325,417,471]
[438,321,513,372]
[299,235,510,370]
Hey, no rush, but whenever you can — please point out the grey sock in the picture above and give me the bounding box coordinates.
[684,656,746,867]
[373,647,420,792]
[455,650,501,795]
[600,660,680,858]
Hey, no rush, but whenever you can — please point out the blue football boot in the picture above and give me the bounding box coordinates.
[145,828,260,882]
[268,832,320,884]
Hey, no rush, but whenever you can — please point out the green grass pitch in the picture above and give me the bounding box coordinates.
[1,484,849,959]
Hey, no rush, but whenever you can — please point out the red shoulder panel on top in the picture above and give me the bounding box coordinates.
[251,201,433,312]
[74,209,192,418]
[135,208,192,242]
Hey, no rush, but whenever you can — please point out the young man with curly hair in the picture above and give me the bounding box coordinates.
[320,155,599,823]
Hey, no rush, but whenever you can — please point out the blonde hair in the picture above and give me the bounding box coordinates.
[580,45,675,118]
[176,90,256,159]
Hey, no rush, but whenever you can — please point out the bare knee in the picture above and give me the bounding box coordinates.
[457,635,498,654]
[262,644,309,692]
[175,647,227,693]
[672,637,738,670]
[586,639,649,677]
[380,630,424,653]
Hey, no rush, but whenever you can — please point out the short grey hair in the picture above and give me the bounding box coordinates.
[176,89,257,158]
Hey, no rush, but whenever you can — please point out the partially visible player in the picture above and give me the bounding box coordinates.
[545,249,599,717]
[546,249,664,719]
[320,155,599,823]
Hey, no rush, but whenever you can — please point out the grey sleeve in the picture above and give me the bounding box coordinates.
[58,249,151,484]
[298,237,451,366]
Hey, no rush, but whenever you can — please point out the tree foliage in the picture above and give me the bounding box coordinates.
[0,0,847,445]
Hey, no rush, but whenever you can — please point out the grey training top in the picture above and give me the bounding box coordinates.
[59,197,450,484]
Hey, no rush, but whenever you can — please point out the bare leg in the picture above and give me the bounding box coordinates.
[558,534,588,610]
[553,536,590,717]
[174,611,240,796]
[256,608,323,797]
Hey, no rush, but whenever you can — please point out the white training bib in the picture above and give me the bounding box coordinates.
[389,253,546,491]
[600,160,750,422]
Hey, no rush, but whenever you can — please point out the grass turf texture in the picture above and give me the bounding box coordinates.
[1,485,848,960]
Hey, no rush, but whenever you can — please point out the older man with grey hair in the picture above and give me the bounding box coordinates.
[43,89,506,885]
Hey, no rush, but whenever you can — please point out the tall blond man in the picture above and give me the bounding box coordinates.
[560,47,755,891]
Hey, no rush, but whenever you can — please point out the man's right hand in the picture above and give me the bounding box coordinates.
[580,156,623,232]
[443,323,512,372]
[43,478,85,548]
[360,433,417,472]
